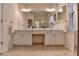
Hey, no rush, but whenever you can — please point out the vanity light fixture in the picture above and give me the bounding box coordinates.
[58,8,63,12]
[46,8,55,12]
[21,8,31,12]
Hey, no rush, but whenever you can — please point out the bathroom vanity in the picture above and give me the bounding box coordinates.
[13,29,65,46]
[13,11,66,47]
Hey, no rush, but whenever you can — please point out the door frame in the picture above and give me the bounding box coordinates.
[0,3,3,55]
[77,3,79,56]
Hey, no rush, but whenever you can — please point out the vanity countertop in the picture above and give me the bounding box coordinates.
[26,28,54,30]
[14,28,64,31]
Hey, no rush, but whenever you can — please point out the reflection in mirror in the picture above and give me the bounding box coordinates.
[58,5,66,20]
[28,19,33,28]
[54,13,56,21]
[35,21,39,28]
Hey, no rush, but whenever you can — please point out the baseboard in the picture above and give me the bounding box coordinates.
[13,44,64,47]
[0,53,2,55]
[44,44,64,47]
[13,44,32,47]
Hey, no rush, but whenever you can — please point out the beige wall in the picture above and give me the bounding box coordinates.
[74,4,78,31]
[65,32,75,55]
[55,4,77,53]
[18,11,25,30]
[64,4,78,51]
[73,4,78,48]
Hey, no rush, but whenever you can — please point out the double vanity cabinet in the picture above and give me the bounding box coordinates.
[13,29,65,46]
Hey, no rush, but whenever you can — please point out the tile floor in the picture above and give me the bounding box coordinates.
[2,46,77,56]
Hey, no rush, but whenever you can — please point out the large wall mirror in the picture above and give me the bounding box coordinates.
[24,11,55,28]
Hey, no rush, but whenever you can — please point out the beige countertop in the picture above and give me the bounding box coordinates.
[14,28,64,31]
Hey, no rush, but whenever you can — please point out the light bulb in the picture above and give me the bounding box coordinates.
[58,8,63,12]
[21,8,27,12]
[21,8,31,12]
[46,8,55,12]
[46,8,50,12]
[50,9,55,12]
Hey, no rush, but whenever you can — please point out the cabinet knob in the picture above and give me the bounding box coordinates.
[0,42,3,45]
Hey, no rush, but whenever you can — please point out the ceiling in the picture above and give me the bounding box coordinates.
[18,3,60,11]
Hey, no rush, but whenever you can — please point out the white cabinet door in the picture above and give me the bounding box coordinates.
[56,33,64,44]
[45,33,56,46]
[14,33,23,45]
[22,32,32,46]
[14,31,32,46]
